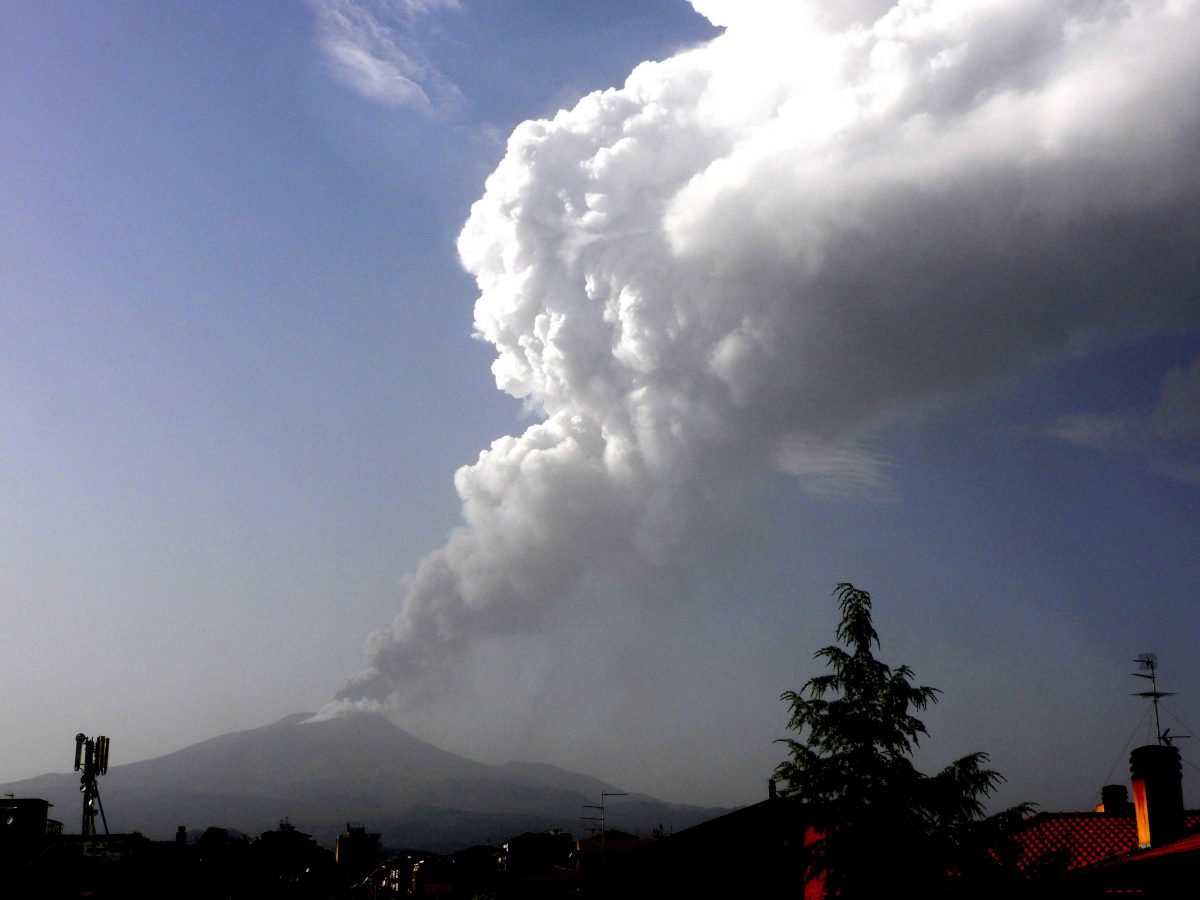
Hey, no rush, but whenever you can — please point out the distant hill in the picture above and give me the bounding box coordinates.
[1,712,724,851]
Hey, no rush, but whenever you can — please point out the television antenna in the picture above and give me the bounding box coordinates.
[581,792,629,872]
[74,733,111,836]
[1132,655,1188,746]
[582,791,628,834]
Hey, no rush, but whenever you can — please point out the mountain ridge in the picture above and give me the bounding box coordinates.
[1,712,725,850]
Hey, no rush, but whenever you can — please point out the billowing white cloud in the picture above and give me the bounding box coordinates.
[312,0,463,114]
[1052,354,1200,483]
[333,0,1200,710]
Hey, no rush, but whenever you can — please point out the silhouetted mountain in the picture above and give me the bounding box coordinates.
[1,713,723,851]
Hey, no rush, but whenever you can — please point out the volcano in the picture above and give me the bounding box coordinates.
[1,713,722,850]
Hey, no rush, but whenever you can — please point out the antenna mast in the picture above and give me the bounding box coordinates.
[1133,654,1177,746]
[74,733,111,836]
[581,792,629,875]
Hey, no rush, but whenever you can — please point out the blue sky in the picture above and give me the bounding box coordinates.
[3,0,1199,815]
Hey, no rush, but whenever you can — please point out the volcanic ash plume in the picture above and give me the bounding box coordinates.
[334,0,1200,708]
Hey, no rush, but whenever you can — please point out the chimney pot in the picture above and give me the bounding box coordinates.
[1100,784,1132,816]
[1130,744,1184,849]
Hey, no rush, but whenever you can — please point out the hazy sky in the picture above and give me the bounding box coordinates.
[3,0,1199,814]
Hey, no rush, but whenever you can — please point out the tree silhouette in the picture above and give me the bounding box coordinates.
[776,583,1029,897]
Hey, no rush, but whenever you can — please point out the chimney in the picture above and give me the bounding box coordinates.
[1130,744,1184,849]
[1098,784,1132,815]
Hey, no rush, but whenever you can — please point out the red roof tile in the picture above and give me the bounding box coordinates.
[1004,813,1200,873]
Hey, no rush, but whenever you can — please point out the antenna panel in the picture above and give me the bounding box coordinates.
[97,736,109,774]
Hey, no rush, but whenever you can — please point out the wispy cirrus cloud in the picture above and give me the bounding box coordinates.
[312,0,464,115]
[1051,354,1200,484]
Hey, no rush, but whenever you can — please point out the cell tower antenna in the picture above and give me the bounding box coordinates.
[1132,654,1187,746]
[74,733,111,836]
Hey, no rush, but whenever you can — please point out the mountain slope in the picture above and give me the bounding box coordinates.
[1,713,723,850]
